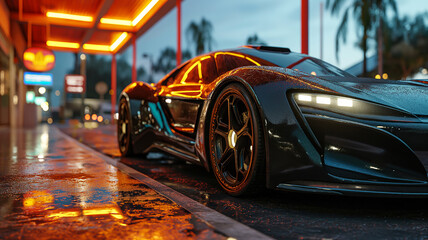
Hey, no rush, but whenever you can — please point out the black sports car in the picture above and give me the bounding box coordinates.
[118,45,428,196]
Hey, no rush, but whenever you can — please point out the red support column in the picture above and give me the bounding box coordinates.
[301,0,309,54]
[176,0,181,66]
[132,36,137,83]
[111,54,117,124]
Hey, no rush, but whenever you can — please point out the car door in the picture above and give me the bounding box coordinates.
[157,55,218,136]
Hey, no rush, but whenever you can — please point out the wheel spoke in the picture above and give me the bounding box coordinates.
[228,96,241,130]
[119,132,125,143]
[214,128,228,140]
[238,131,252,140]
[218,149,233,172]
[231,104,242,127]
[239,148,249,174]
[237,119,249,138]
[216,101,229,132]
[227,97,231,130]
[234,149,239,180]
[217,121,228,130]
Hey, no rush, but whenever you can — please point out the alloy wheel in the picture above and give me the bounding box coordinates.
[209,86,259,192]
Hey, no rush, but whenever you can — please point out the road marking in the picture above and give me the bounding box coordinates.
[57,127,274,240]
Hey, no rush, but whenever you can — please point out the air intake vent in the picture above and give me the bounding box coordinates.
[244,45,291,53]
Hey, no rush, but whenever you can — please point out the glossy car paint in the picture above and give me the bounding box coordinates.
[119,46,428,196]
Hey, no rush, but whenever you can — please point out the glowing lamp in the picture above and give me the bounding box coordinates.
[297,94,312,102]
[100,18,132,26]
[132,0,160,26]
[337,98,353,107]
[46,12,93,22]
[316,96,331,105]
[46,41,79,49]
[382,73,388,79]
[110,32,128,51]
[83,44,110,51]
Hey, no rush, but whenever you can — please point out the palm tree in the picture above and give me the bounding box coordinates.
[152,47,193,74]
[326,0,397,76]
[246,34,267,46]
[383,13,428,79]
[186,18,214,56]
[154,47,176,73]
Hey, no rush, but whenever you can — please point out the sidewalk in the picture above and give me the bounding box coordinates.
[0,125,226,239]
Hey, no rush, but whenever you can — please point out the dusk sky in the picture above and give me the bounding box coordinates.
[135,0,428,70]
[50,0,428,107]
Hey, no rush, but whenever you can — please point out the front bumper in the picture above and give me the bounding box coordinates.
[304,114,428,184]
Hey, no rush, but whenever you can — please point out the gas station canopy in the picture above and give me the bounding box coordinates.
[6,0,176,54]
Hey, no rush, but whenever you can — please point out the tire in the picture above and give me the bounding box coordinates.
[208,83,265,196]
[118,98,134,156]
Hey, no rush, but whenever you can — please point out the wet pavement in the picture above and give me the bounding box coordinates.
[0,125,228,239]
[61,124,428,240]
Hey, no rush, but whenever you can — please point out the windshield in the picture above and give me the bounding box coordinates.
[238,49,354,77]
[286,57,353,77]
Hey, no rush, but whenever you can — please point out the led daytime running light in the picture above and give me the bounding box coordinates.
[295,93,353,108]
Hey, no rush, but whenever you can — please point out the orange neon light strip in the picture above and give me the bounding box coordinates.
[179,56,212,83]
[169,91,202,98]
[110,32,128,51]
[100,18,132,26]
[46,12,93,22]
[83,44,110,51]
[246,57,261,66]
[132,0,159,26]
[82,32,128,52]
[214,52,244,58]
[99,0,159,26]
[180,61,200,83]
[169,83,202,88]
[214,52,261,66]
[200,56,211,61]
[46,40,80,49]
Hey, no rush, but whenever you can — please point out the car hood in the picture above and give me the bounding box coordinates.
[318,77,428,118]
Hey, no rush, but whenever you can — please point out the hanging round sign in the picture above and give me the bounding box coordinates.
[23,47,56,72]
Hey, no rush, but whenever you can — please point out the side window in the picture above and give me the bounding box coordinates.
[161,63,188,86]
[215,52,261,75]
[174,55,218,84]
[200,56,218,84]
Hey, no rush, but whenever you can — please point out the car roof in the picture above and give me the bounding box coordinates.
[157,46,311,85]
[223,46,310,68]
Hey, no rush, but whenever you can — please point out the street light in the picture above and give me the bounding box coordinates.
[142,53,154,83]
[38,87,46,95]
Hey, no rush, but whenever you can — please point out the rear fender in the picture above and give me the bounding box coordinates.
[122,82,158,102]
[120,82,159,154]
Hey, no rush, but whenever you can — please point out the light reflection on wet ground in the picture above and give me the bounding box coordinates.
[62,124,428,240]
[0,125,226,239]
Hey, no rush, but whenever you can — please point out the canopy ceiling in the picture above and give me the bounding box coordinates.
[6,0,176,54]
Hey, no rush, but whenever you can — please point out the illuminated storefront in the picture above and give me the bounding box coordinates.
[0,0,180,127]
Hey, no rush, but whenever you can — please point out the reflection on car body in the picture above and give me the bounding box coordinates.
[118,45,428,197]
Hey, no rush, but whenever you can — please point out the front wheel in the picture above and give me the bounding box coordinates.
[208,83,265,196]
[118,98,134,156]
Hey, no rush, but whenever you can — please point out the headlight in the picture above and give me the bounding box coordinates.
[293,92,418,122]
